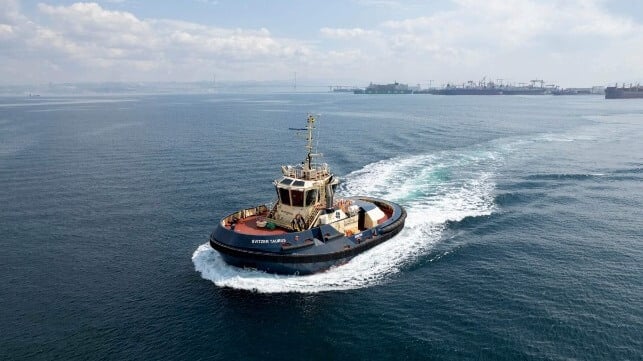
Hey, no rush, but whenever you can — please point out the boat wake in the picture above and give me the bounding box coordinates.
[192,146,499,293]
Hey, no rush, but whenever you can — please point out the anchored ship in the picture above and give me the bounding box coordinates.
[425,79,549,95]
[354,82,413,94]
[208,114,406,275]
[605,84,643,99]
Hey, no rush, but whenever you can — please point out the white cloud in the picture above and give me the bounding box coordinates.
[0,2,314,83]
[364,0,643,85]
[0,24,14,39]
[0,0,641,86]
[320,27,379,39]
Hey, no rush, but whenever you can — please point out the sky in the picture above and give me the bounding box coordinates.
[1,0,642,87]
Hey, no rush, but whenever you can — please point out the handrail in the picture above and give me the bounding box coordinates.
[221,204,270,226]
[305,208,321,228]
[281,163,331,180]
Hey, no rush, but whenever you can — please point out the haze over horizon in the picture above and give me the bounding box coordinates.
[1,0,642,88]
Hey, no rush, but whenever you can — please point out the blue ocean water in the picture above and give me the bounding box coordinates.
[1,93,641,360]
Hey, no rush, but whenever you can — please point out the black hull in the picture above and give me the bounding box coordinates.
[429,88,503,95]
[426,88,547,96]
[605,87,643,99]
[354,90,413,94]
[209,198,407,275]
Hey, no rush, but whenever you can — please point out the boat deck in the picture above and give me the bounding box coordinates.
[225,202,393,236]
[226,215,288,236]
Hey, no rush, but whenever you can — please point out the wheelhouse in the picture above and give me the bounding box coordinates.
[275,177,320,207]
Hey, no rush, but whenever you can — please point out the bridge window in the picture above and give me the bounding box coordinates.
[280,178,293,185]
[291,189,304,207]
[278,187,291,205]
[293,180,305,187]
[305,189,318,206]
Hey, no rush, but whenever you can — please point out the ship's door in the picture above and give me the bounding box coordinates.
[358,208,365,230]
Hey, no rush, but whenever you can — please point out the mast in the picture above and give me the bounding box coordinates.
[282,114,330,182]
[304,114,315,170]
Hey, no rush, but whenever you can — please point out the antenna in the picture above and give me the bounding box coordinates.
[304,114,316,169]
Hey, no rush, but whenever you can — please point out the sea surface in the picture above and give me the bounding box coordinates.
[1,93,641,360]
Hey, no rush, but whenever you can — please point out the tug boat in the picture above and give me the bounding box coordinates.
[209,115,406,275]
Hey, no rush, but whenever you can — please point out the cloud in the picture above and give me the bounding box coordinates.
[0,0,641,86]
[38,2,152,41]
[320,27,379,39]
[364,0,643,84]
[0,2,314,83]
[381,0,639,48]
[0,24,13,39]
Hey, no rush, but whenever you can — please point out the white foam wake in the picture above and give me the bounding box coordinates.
[193,148,498,293]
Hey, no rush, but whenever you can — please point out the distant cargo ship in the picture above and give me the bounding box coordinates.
[423,79,549,95]
[423,85,502,95]
[605,84,643,99]
[354,82,412,94]
[352,79,602,96]
[551,88,592,95]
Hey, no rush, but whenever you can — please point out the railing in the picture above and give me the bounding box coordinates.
[281,163,331,180]
[221,205,270,226]
[305,208,321,228]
